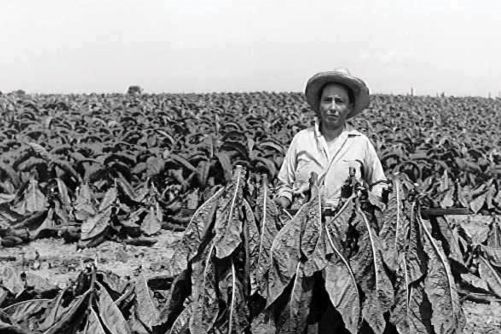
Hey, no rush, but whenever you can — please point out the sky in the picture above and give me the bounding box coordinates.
[1,0,500,96]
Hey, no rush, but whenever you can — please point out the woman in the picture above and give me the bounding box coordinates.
[275,68,386,209]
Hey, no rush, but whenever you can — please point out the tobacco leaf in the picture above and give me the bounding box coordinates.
[430,216,466,268]
[1,266,25,295]
[213,166,245,259]
[267,201,306,307]
[478,255,501,298]
[55,178,71,208]
[272,264,313,334]
[126,304,150,334]
[254,177,281,298]
[12,179,48,215]
[80,206,112,241]
[134,274,160,331]
[0,314,32,334]
[324,226,361,334]
[82,307,107,334]
[43,289,91,334]
[2,298,51,330]
[98,185,118,212]
[74,183,96,221]
[169,305,192,334]
[350,204,394,334]
[216,262,249,334]
[299,178,328,277]
[250,311,276,334]
[155,270,191,331]
[299,177,322,260]
[141,204,162,236]
[243,199,260,297]
[189,243,219,334]
[460,272,490,292]
[379,177,410,272]
[167,187,224,277]
[420,214,465,334]
[406,203,427,284]
[324,197,356,258]
[95,281,132,334]
[36,288,68,331]
[0,193,16,205]
[481,245,501,266]
[31,207,56,239]
[391,260,433,334]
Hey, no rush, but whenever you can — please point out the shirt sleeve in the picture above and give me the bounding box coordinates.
[276,134,299,202]
[363,138,387,197]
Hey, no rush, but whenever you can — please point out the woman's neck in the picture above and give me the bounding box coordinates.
[320,123,345,142]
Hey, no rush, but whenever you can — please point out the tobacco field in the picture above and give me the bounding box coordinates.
[1,92,501,333]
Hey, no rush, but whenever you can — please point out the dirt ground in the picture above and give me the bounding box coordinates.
[1,229,500,333]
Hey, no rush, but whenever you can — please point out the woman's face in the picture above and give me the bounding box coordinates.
[318,83,353,130]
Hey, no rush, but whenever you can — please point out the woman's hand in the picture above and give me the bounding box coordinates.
[274,196,291,209]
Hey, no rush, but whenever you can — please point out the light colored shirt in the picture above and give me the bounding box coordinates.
[276,122,387,207]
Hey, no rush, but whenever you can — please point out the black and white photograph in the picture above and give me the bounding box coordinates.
[1,0,500,333]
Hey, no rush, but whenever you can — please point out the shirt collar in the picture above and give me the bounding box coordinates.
[314,121,361,138]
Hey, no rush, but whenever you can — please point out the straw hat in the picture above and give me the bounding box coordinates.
[305,68,370,119]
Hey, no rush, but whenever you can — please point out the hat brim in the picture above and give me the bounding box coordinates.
[305,71,370,119]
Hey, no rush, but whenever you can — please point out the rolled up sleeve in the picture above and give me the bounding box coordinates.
[276,135,299,202]
[363,139,387,197]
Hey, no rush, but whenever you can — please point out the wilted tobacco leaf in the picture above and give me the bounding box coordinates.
[155,270,191,331]
[126,304,150,334]
[379,177,410,272]
[274,264,313,334]
[167,187,224,277]
[299,175,323,274]
[82,307,107,334]
[324,197,356,257]
[2,298,51,329]
[43,289,91,334]
[94,282,132,334]
[80,206,112,241]
[141,204,162,236]
[323,230,360,334]
[267,202,305,307]
[351,205,394,334]
[213,166,245,259]
[170,305,192,334]
[478,256,501,298]
[430,216,466,268]
[254,175,281,298]
[391,263,433,334]
[189,243,219,334]
[12,179,48,215]
[243,199,260,297]
[216,262,249,334]
[420,214,465,334]
[406,204,427,284]
[134,274,160,331]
